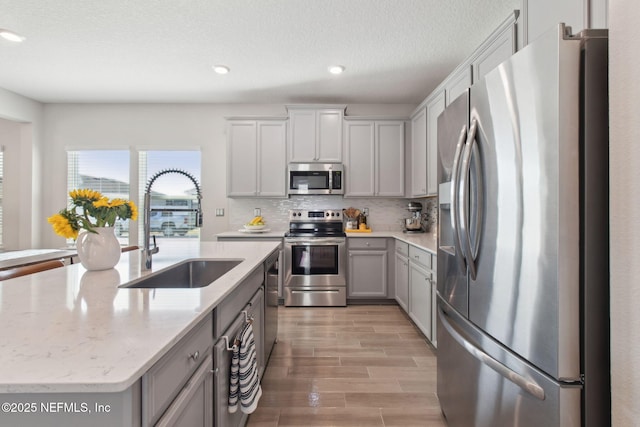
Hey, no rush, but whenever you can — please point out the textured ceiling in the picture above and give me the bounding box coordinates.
[0,0,519,104]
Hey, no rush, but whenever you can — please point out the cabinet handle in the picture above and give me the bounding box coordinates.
[190,350,199,362]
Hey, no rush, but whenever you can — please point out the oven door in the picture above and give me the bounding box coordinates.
[284,237,346,306]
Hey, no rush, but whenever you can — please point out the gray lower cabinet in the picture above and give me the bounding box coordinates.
[142,312,214,426]
[347,238,389,299]
[394,242,409,311]
[407,244,436,344]
[409,261,432,341]
[155,353,213,427]
[213,287,264,427]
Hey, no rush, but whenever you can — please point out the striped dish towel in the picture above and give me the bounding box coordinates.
[228,322,262,414]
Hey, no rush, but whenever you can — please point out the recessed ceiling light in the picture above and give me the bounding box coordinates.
[213,65,230,75]
[328,65,345,75]
[0,29,26,43]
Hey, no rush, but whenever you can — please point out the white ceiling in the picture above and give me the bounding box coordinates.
[0,0,519,104]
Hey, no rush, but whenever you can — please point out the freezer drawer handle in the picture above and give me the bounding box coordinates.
[439,306,546,401]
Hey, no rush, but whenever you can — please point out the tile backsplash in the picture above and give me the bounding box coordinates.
[229,196,438,232]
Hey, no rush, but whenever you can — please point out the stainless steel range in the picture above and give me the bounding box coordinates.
[284,209,346,307]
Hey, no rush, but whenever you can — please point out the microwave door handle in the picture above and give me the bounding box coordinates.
[328,166,333,193]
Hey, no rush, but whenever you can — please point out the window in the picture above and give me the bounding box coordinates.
[67,150,130,244]
[66,149,201,246]
[138,150,201,240]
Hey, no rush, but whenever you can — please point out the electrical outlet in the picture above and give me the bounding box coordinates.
[254,208,261,217]
[363,207,369,216]
[215,208,224,217]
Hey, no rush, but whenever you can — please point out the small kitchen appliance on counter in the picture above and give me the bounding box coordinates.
[403,202,425,233]
[283,209,346,307]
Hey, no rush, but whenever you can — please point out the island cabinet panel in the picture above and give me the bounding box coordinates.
[155,353,213,427]
[142,312,213,426]
[213,287,264,427]
[0,385,141,427]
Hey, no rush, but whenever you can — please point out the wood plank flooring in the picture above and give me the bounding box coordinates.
[247,304,447,427]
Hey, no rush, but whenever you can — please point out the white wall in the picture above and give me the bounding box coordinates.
[0,88,44,250]
[39,103,416,248]
[609,1,640,425]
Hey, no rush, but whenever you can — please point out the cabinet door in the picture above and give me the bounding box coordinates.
[344,121,375,196]
[376,121,405,197]
[445,65,472,106]
[527,0,585,45]
[317,109,343,162]
[409,263,432,340]
[410,108,427,196]
[288,109,317,162]
[395,253,409,312]
[473,23,516,82]
[426,92,445,196]
[257,121,287,197]
[348,250,388,298]
[227,121,257,196]
[155,354,213,427]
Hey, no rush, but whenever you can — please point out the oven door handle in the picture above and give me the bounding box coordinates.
[285,237,346,245]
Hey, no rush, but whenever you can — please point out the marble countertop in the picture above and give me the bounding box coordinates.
[216,230,438,254]
[0,249,77,270]
[0,241,280,394]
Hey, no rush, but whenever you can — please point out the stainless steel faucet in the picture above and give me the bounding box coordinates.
[142,169,203,270]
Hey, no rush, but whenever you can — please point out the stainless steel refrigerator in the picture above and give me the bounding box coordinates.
[436,24,610,427]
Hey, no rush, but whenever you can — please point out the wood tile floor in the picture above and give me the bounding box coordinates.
[247,304,447,427]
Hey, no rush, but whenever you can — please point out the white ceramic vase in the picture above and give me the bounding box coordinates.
[76,227,121,271]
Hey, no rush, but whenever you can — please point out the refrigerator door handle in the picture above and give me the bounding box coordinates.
[439,305,546,401]
[450,124,468,274]
[459,119,482,281]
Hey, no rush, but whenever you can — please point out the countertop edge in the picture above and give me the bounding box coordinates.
[0,241,280,394]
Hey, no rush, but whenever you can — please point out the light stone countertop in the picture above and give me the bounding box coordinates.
[0,249,77,270]
[217,230,438,254]
[345,231,437,254]
[0,241,280,394]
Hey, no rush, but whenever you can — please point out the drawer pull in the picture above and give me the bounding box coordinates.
[189,351,199,362]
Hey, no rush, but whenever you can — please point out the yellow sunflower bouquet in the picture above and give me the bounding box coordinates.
[48,189,138,240]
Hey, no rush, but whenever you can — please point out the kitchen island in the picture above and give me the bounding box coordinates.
[0,241,280,426]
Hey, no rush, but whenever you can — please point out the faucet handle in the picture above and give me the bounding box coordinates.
[150,236,159,254]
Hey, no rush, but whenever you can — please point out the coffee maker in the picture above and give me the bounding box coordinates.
[403,202,425,233]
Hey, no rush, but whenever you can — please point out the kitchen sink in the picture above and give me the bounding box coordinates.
[120,259,243,289]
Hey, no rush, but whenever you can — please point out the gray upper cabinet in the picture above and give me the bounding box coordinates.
[227,119,287,197]
[445,65,472,107]
[426,91,445,196]
[344,120,404,197]
[287,106,344,163]
[525,0,608,45]
[410,107,427,197]
[472,21,516,82]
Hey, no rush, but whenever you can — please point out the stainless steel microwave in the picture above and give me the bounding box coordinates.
[288,163,344,195]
